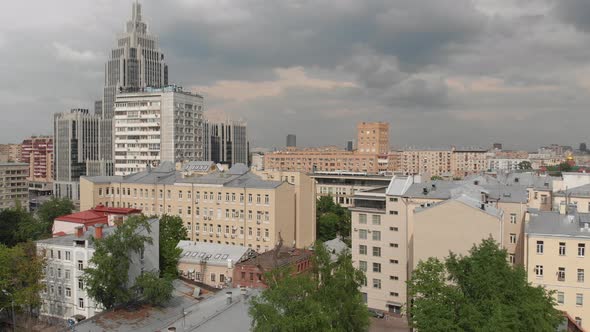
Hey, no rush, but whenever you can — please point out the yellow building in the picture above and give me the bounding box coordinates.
[351,175,529,315]
[525,206,590,328]
[80,162,316,252]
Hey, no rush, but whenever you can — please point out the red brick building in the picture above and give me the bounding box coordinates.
[232,247,313,288]
[21,136,53,182]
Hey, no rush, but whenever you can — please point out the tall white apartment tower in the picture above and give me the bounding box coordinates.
[99,1,169,173]
[114,86,204,176]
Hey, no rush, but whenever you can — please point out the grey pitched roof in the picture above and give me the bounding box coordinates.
[554,183,590,198]
[323,236,348,262]
[415,194,503,219]
[36,226,117,248]
[386,176,414,196]
[84,163,283,189]
[401,180,528,203]
[527,210,590,238]
[182,161,215,172]
[177,241,254,266]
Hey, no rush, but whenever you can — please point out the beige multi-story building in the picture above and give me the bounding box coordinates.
[80,161,315,252]
[0,144,22,163]
[0,163,29,210]
[263,147,379,174]
[357,122,389,155]
[525,206,590,328]
[351,175,529,315]
[391,147,487,178]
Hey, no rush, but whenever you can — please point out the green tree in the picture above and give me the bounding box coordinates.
[0,242,45,313]
[316,196,351,243]
[518,161,532,170]
[36,197,75,234]
[559,162,573,172]
[0,205,33,246]
[133,272,174,306]
[158,215,187,279]
[249,242,370,332]
[83,216,154,309]
[430,175,443,181]
[407,238,562,331]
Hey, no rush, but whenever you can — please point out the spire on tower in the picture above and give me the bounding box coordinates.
[132,0,142,23]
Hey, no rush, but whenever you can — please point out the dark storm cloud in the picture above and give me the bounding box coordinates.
[0,0,589,149]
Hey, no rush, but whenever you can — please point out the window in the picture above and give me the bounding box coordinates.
[359,245,367,255]
[509,254,515,264]
[576,293,584,306]
[264,194,269,204]
[559,242,566,256]
[535,265,543,277]
[65,269,71,280]
[390,259,399,264]
[558,267,566,281]
[390,227,398,231]
[575,317,582,327]
[509,233,517,244]
[57,268,62,278]
[359,214,367,224]
[390,243,399,248]
[77,260,83,270]
[372,279,381,289]
[536,240,544,254]
[359,261,367,272]
[510,213,517,224]
[390,197,398,202]
[390,275,399,280]
[65,251,71,261]
[57,251,61,260]
[372,215,381,225]
[78,279,84,290]
[78,298,84,309]
[65,288,71,298]
[389,211,399,215]
[557,291,564,304]
[578,269,585,282]
[211,273,216,282]
[58,286,62,296]
[372,263,381,273]
[578,243,586,257]
[372,231,381,241]
[372,247,381,257]
[390,292,399,297]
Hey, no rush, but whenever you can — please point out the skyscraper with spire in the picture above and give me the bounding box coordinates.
[95,0,169,174]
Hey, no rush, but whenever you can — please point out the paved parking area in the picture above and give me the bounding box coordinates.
[369,316,411,332]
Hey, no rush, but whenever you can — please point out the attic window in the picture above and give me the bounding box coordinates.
[474,181,479,185]
[514,178,519,183]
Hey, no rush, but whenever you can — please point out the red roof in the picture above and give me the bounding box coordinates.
[54,205,141,225]
[93,204,142,215]
[53,231,67,237]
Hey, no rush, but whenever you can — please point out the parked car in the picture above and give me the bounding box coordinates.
[368,309,385,319]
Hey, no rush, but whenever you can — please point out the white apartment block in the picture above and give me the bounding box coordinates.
[487,158,530,171]
[36,220,159,321]
[114,86,204,176]
[0,162,29,210]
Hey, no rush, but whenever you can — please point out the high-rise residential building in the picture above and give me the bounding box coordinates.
[493,143,503,150]
[357,122,389,155]
[53,109,101,202]
[203,118,248,166]
[80,161,316,251]
[264,147,379,173]
[21,136,53,183]
[113,86,204,176]
[346,140,354,152]
[98,1,170,175]
[286,134,296,148]
[0,144,22,163]
[0,163,29,211]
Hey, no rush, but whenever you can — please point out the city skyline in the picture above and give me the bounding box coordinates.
[2,0,590,150]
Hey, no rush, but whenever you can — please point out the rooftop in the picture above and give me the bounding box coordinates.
[527,209,590,238]
[54,205,141,225]
[238,247,313,270]
[554,183,590,197]
[73,280,259,332]
[84,162,283,189]
[415,193,504,219]
[178,241,255,266]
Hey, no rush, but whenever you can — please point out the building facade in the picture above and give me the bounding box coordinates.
[264,147,379,174]
[37,219,159,321]
[0,144,22,163]
[53,109,101,202]
[0,163,29,211]
[357,122,389,155]
[487,158,530,172]
[525,207,590,328]
[113,86,204,176]
[391,147,487,178]
[21,136,53,182]
[99,1,170,172]
[203,118,248,166]
[80,162,315,252]
[310,172,392,207]
[286,134,296,148]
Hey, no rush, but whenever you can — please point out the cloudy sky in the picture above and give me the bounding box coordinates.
[1,0,590,150]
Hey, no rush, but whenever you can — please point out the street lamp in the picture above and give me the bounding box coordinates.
[2,290,15,332]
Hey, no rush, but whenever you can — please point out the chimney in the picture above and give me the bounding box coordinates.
[75,226,84,238]
[95,224,104,239]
